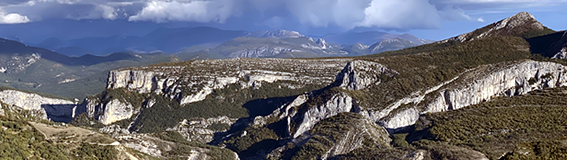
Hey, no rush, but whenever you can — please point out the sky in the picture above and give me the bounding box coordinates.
[0,0,566,43]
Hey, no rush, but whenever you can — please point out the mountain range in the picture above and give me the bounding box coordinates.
[2,12,567,160]
[18,26,432,58]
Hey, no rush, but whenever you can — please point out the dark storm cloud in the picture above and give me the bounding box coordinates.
[0,0,565,29]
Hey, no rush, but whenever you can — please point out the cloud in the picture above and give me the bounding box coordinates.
[358,0,441,29]
[0,0,124,21]
[0,0,565,30]
[280,0,370,28]
[438,5,484,22]
[0,10,29,24]
[128,0,237,23]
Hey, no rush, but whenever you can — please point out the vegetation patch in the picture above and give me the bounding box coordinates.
[132,81,322,133]
[413,86,567,159]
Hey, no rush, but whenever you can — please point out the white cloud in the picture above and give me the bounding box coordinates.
[128,0,236,23]
[96,5,117,20]
[1,0,566,29]
[358,0,442,29]
[282,0,370,28]
[0,11,30,24]
[438,5,484,22]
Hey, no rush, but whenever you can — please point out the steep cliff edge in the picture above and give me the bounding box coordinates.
[268,113,391,160]
[250,60,397,138]
[86,58,351,135]
[380,60,567,130]
[0,89,81,122]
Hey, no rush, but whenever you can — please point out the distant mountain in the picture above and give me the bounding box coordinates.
[368,38,418,54]
[176,36,347,59]
[322,31,433,46]
[247,29,306,39]
[176,29,433,59]
[0,38,175,98]
[36,26,249,56]
[341,38,419,56]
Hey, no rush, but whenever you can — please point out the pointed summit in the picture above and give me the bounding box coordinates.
[442,12,552,43]
[247,29,306,39]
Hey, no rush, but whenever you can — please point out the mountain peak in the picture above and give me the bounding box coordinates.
[248,29,306,39]
[442,12,548,43]
[497,12,542,30]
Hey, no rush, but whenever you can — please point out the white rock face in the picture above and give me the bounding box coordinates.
[248,29,306,39]
[334,60,398,90]
[293,92,357,138]
[230,46,301,58]
[167,116,238,143]
[249,60,396,138]
[252,94,308,128]
[319,117,391,160]
[268,113,391,160]
[0,90,78,120]
[98,99,135,125]
[0,53,41,74]
[107,70,162,94]
[382,60,567,129]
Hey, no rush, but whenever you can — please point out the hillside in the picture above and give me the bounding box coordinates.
[0,38,176,98]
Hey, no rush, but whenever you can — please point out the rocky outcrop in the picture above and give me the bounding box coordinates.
[97,99,135,125]
[0,53,41,74]
[98,124,240,160]
[249,60,396,138]
[167,116,238,143]
[268,113,391,160]
[230,46,302,58]
[0,89,80,121]
[248,29,306,39]
[334,60,398,90]
[107,70,163,94]
[381,60,567,130]
[292,92,358,138]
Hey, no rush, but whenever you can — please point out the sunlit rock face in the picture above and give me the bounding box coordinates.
[0,89,80,121]
[380,60,567,130]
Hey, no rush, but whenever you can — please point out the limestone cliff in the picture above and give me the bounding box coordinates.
[380,60,567,130]
[167,116,238,143]
[268,113,391,160]
[106,58,349,107]
[292,92,358,138]
[0,89,81,121]
[333,60,398,90]
[249,60,397,138]
[83,89,146,125]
